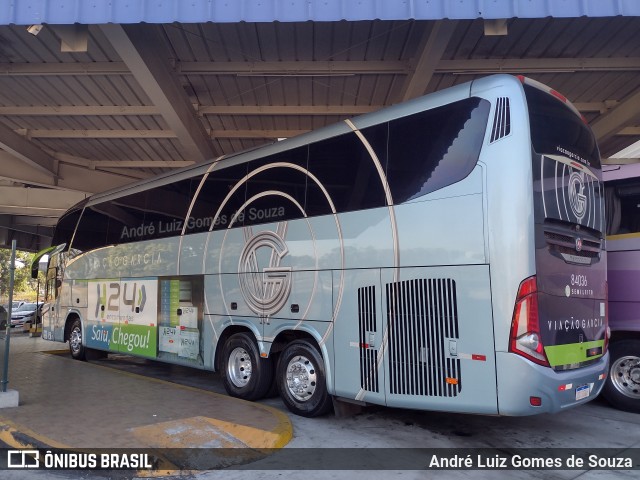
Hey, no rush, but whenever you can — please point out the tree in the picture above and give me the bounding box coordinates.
[0,248,36,300]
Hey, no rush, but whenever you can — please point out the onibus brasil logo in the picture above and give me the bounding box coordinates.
[238,229,292,317]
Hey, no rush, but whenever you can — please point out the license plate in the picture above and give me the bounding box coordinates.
[575,384,590,401]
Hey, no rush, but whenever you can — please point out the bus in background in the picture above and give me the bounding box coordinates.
[603,163,640,413]
[41,74,608,417]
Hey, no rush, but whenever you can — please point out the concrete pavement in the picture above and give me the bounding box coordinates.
[0,332,292,473]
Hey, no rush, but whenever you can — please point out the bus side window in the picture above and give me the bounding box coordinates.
[307,132,386,215]
[376,97,490,203]
[606,182,640,235]
[45,267,58,301]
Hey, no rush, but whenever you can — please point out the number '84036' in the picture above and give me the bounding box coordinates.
[570,274,588,287]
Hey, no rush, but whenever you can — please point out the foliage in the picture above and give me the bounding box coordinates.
[0,248,45,302]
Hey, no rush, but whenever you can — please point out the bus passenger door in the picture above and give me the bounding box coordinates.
[43,265,60,341]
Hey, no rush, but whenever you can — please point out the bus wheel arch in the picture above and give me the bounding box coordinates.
[603,338,640,413]
[276,336,333,417]
[65,315,86,361]
[220,330,274,401]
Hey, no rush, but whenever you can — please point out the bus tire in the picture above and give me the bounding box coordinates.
[603,339,640,413]
[68,318,86,361]
[221,333,273,401]
[277,340,332,417]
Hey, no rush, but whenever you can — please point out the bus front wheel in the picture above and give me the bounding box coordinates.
[603,339,640,413]
[221,333,273,401]
[68,318,86,361]
[277,340,332,417]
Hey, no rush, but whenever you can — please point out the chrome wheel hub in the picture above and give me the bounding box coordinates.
[227,347,252,388]
[285,355,317,401]
[70,326,82,355]
[611,355,640,399]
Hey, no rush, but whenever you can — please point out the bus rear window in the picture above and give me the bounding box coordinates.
[524,84,600,169]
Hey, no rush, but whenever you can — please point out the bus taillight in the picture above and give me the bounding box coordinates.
[509,276,550,367]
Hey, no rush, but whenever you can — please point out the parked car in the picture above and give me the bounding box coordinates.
[10,303,46,328]
[0,305,7,330]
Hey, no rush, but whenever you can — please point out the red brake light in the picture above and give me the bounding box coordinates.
[550,89,567,103]
[509,276,550,367]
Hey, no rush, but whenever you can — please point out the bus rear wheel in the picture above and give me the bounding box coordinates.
[68,318,86,361]
[277,340,332,417]
[603,339,640,413]
[221,333,273,401]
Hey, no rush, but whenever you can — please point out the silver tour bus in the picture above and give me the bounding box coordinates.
[42,74,608,417]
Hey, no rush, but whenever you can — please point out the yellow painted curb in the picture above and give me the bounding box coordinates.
[0,417,182,477]
[0,418,67,449]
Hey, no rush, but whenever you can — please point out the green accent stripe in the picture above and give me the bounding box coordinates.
[544,340,605,367]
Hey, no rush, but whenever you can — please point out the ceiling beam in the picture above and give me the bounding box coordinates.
[179,60,409,75]
[25,129,176,139]
[198,105,379,115]
[0,217,54,239]
[0,105,377,116]
[0,120,59,178]
[0,106,159,116]
[99,23,218,162]
[0,61,409,76]
[0,62,129,75]
[0,103,620,117]
[618,126,640,135]
[400,20,458,101]
[0,186,85,217]
[591,87,640,143]
[23,129,309,139]
[209,130,309,138]
[437,57,640,74]
[0,150,142,194]
[3,57,640,77]
[49,151,192,170]
[8,215,59,227]
[602,157,640,165]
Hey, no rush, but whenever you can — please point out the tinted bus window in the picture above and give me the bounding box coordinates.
[307,132,386,216]
[524,84,600,169]
[245,145,309,225]
[187,163,249,233]
[606,181,640,235]
[72,206,109,251]
[365,97,490,203]
[73,177,197,250]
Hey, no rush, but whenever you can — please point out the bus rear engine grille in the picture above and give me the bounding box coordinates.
[386,278,461,397]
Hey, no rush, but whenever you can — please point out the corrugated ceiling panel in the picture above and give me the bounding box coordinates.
[3,0,640,25]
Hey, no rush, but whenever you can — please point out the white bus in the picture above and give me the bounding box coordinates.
[41,74,608,417]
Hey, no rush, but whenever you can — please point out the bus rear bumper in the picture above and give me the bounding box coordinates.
[495,351,609,416]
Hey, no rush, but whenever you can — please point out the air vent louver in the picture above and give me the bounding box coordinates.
[387,278,461,397]
[490,97,511,143]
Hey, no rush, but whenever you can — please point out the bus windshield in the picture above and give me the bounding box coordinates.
[524,84,600,170]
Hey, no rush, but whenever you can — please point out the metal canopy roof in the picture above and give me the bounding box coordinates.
[3,0,639,24]
[0,2,639,250]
